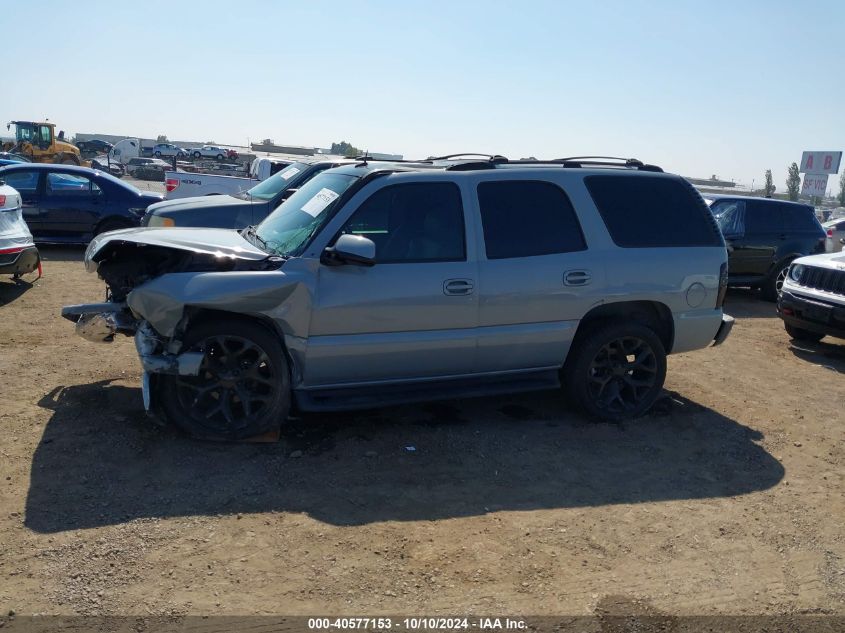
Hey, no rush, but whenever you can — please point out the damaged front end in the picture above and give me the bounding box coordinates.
[61,228,287,413]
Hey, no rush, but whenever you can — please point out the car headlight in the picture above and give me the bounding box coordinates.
[146,215,175,228]
[789,264,804,282]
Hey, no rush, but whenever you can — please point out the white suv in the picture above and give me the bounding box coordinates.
[779,252,845,341]
[63,155,734,441]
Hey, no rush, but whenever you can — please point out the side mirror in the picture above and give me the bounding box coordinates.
[840,238,844,245]
[322,234,376,267]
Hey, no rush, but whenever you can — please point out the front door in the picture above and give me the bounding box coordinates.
[730,200,782,276]
[306,181,478,387]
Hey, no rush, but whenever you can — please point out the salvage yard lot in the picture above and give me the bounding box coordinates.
[0,248,843,617]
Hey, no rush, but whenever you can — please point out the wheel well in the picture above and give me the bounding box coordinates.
[181,308,298,379]
[95,216,133,234]
[573,301,674,353]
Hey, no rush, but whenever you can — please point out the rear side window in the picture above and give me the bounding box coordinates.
[585,175,723,247]
[477,180,586,259]
[780,203,820,231]
[745,201,783,233]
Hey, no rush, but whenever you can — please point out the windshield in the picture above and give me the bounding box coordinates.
[241,163,308,201]
[253,171,359,256]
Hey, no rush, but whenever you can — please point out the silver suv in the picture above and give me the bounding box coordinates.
[63,156,734,440]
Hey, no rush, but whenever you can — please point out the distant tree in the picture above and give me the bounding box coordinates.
[331,141,360,157]
[786,162,801,201]
[261,138,275,146]
[710,174,717,180]
[764,169,775,196]
[205,140,216,144]
[839,171,845,206]
[156,134,168,143]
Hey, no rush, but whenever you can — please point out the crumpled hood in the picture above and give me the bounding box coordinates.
[147,194,248,214]
[793,251,845,271]
[84,226,268,272]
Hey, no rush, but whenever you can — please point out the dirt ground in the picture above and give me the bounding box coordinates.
[0,248,843,622]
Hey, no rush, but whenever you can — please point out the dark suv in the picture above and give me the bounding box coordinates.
[710,196,826,300]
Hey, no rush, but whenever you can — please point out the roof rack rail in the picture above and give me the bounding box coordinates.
[427,153,507,161]
[506,156,663,172]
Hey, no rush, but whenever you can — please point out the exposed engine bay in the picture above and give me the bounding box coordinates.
[93,241,282,303]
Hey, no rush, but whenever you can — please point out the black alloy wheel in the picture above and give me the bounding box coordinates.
[564,322,667,421]
[160,319,289,440]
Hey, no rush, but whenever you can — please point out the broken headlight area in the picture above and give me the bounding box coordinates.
[90,242,284,303]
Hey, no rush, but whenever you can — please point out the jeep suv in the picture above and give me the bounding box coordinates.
[62,156,733,440]
[778,252,845,342]
[709,196,826,300]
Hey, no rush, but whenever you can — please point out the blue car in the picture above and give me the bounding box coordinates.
[0,164,164,244]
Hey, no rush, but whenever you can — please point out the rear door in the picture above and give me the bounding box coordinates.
[39,172,103,239]
[779,203,823,257]
[307,180,478,386]
[473,178,594,372]
[0,170,44,235]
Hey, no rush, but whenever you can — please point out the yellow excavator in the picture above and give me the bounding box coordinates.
[2,120,86,165]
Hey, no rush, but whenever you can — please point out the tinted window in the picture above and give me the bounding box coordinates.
[586,175,722,247]
[477,180,586,258]
[46,172,99,196]
[1,170,39,193]
[340,182,465,263]
[744,201,783,233]
[780,203,819,231]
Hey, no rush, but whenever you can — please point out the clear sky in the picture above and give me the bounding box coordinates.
[4,0,844,193]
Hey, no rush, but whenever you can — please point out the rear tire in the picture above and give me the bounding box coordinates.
[193,151,201,159]
[154,151,162,157]
[159,319,290,441]
[563,322,667,421]
[784,323,824,343]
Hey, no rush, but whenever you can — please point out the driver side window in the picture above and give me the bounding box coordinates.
[713,200,745,236]
[340,182,466,263]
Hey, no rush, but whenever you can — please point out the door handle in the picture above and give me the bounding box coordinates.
[563,269,592,286]
[443,278,474,296]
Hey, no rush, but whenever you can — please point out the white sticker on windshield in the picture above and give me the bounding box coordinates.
[280,166,301,180]
[300,187,339,217]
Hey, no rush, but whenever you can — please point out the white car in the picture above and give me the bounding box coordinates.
[152,143,187,158]
[190,145,229,160]
[823,217,845,253]
[0,181,40,279]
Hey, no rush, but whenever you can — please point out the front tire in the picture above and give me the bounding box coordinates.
[216,154,224,160]
[762,259,792,302]
[154,151,162,157]
[159,319,290,440]
[784,323,824,343]
[563,322,667,421]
